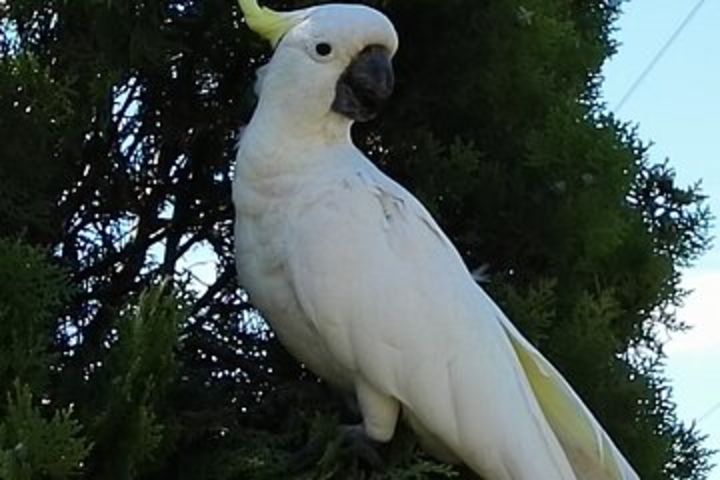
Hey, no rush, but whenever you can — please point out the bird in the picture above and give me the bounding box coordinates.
[231,1,640,478]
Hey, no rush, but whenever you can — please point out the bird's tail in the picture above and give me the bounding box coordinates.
[495,302,640,480]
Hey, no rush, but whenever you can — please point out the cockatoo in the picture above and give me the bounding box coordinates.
[232,1,640,479]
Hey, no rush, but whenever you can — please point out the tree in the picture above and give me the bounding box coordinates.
[0,0,714,479]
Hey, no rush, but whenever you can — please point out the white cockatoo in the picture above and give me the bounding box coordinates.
[232,1,640,479]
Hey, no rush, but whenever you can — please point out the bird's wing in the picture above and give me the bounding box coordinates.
[284,165,638,480]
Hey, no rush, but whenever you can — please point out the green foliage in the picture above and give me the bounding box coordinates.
[0,238,70,399]
[0,383,90,480]
[491,278,557,346]
[0,55,74,244]
[0,238,90,480]
[0,0,715,479]
[85,285,184,479]
[172,402,462,480]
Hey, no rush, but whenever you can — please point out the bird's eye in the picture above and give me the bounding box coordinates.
[315,42,333,57]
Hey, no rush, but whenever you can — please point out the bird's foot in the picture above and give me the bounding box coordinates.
[338,424,385,470]
[286,423,385,473]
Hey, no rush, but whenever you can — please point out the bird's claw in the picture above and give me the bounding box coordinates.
[286,423,385,474]
[338,424,385,470]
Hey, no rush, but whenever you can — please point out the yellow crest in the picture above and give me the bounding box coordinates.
[238,0,305,46]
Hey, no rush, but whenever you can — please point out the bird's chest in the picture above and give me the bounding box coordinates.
[233,168,340,303]
[233,177,352,386]
[234,186,297,320]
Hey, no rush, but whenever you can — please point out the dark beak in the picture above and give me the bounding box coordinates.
[332,45,394,122]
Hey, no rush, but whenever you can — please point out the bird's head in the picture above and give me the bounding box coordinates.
[238,0,398,126]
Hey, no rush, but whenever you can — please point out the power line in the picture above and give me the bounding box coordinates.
[697,400,720,424]
[614,0,707,113]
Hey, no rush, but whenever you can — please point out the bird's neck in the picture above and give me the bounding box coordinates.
[237,99,355,180]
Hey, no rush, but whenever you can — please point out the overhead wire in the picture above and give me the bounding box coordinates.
[614,0,707,113]
[697,400,720,424]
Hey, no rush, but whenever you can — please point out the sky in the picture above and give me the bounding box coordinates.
[602,0,720,476]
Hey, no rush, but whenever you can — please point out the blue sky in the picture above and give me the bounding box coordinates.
[602,0,720,476]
